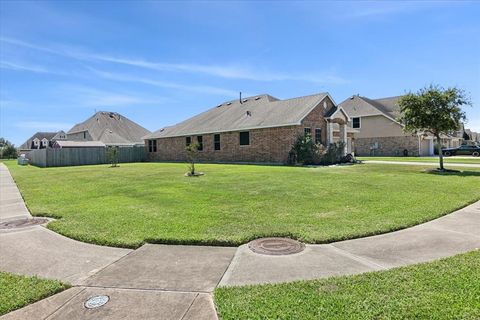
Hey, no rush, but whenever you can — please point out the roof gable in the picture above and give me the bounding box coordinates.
[19,131,62,150]
[145,93,331,139]
[339,95,403,125]
[68,111,150,145]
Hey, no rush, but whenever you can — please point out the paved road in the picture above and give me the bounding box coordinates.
[363,160,480,168]
[1,163,479,319]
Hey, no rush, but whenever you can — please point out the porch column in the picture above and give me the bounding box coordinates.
[340,123,347,155]
[327,121,334,145]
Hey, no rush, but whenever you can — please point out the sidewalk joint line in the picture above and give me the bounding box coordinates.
[327,244,387,270]
[79,284,212,294]
[180,292,199,320]
[43,287,86,320]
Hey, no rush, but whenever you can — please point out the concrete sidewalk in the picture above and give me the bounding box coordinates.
[1,163,479,319]
[363,160,480,168]
[219,200,480,286]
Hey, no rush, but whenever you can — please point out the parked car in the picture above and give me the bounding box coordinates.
[442,144,480,156]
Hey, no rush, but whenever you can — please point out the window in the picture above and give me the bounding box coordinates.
[197,136,203,151]
[83,131,86,139]
[315,128,322,144]
[186,136,191,146]
[352,117,361,129]
[239,131,250,146]
[214,134,221,150]
[148,140,157,152]
[304,127,311,137]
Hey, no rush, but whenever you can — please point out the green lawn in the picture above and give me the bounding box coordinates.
[0,272,69,316]
[358,156,480,164]
[214,250,480,320]
[3,161,480,248]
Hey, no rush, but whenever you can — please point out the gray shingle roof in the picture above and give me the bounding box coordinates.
[339,95,402,121]
[19,131,63,150]
[145,93,330,139]
[54,141,106,148]
[68,111,150,145]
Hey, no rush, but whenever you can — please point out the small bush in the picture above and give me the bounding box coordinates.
[106,146,119,167]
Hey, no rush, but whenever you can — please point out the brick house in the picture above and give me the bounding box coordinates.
[339,95,462,156]
[144,93,355,164]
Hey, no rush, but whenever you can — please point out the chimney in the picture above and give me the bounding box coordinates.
[239,92,242,104]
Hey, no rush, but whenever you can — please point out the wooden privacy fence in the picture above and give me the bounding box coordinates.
[26,146,146,167]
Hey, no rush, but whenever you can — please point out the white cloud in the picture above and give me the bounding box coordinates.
[89,68,240,97]
[0,60,51,73]
[56,85,168,108]
[1,37,347,84]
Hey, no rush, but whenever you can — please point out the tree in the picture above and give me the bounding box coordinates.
[185,142,199,175]
[0,138,17,159]
[106,146,119,167]
[398,85,471,171]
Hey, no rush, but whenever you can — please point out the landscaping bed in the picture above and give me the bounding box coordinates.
[215,250,480,320]
[4,161,480,248]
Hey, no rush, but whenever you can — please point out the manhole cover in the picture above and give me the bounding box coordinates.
[248,237,305,256]
[84,295,109,309]
[0,218,49,229]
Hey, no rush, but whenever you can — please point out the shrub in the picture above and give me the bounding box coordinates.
[289,136,349,166]
[106,146,119,167]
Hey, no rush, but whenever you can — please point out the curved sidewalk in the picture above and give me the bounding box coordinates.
[1,163,479,319]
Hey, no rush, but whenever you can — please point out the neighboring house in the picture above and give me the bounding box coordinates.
[144,93,355,164]
[464,129,479,143]
[19,131,66,151]
[339,95,462,156]
[67,111,150,146]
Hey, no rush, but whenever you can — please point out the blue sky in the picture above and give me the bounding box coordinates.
[1,1,479,146]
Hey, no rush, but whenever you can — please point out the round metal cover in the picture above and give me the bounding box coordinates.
[0,218,49,229]
[84,295,109,309]
[248,237,305,256]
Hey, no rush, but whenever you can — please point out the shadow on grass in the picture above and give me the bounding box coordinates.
[426,170,480,177]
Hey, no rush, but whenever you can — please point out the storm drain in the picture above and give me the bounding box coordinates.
[248,237,305,256]
[84,295,110,309]
[0,217,49,229]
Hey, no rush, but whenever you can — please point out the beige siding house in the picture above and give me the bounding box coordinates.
[339,95,462,156]
[144,93,355,164]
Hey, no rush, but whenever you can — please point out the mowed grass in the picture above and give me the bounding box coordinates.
[4,161,480,248]
[214,250,480,320]
[0,272,69,316]
[359,156,480,164]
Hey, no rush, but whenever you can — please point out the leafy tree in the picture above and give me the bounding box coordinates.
[398,85,471,171]
[0,138,17,159]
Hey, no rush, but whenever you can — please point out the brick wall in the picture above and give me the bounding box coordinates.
[147,98,332,163]
[353,136,419,156]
